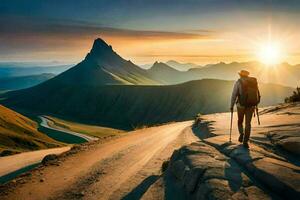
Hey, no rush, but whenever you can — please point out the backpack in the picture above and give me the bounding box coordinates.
[238,77,260,107]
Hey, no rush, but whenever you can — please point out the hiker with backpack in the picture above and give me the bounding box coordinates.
[230,70,261,148]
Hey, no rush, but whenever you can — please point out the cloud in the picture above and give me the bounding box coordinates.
[0,16,219,62]
[0,17,215,40]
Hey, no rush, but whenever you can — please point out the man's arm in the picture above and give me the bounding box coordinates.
[257,86,261,104]
[230,81,239,110]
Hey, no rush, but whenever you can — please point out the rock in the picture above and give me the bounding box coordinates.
[195,183,210,200]
[232,190,248,200]
[169,149,180,164]
[161,160,169,172]
[245,186,271,200]
[80,191,85,196]
[204,178,233,200]
[184,168,205,193]
[42,154,58,165]
[171,160,188,181]
[247,157,300,199]
[229,146,264,165]
[276,137,300,155]
[186,154,224,170]
[204,135,231,149]
[40,178,45,182]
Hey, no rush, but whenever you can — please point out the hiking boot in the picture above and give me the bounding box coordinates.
[238,134,244,143]
[243,142,249,148]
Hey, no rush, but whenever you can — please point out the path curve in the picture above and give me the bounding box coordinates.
[39,116,98,142]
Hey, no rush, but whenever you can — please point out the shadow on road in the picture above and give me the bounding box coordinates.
[122,175,160,200]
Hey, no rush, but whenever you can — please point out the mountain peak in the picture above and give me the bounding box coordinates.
[85,38,115,61]
[150,61,179,72]
[91,38,112,52]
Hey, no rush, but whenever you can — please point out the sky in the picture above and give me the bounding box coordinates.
[1,0,300,65]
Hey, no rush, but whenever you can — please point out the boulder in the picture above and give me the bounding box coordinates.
[42,154,58,165]
[245,186,271,200]
[184,167,205,193]
[276,137,300,155]
[171,160,189,181]
[247,157,300,199]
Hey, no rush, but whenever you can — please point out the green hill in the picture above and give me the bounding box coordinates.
[0,105,61,156]
[1,79,293,130]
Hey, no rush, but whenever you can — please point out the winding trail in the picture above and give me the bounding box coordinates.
[1,121,197,200]
[39,116,98,142]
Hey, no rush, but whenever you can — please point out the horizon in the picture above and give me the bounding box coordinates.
[1,1,300,65]
[1,37,300,68]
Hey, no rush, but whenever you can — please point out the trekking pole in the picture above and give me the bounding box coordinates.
[230,110,233,142]
[256,106,260,125]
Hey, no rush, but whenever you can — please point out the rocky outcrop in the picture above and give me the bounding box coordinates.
[267,130,300,156]
[166,142,272,200]
[205,135,300,200]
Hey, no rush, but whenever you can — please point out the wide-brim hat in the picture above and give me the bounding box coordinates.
[238,70,250,77]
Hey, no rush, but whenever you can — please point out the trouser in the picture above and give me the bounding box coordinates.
[237,106,255,143]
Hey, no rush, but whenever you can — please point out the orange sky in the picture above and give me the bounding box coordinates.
[1,1,300,65]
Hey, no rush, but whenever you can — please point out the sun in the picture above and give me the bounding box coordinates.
[257,42,282,66]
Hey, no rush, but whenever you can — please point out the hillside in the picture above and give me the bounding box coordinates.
[0,105,61,156]
[0,73,55,91]
[1,79,293,130]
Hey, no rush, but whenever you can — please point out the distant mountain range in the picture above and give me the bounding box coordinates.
[0,73,55,91]
[0,63,72,78]
[147,61,300,87]
[165,60,200,71]
[139,60,199,71]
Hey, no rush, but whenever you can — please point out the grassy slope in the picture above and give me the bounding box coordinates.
[1,79,294,130]
[0,105,62,156]
[45,116,125,138]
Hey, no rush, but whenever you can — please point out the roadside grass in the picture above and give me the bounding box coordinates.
[45,116,126,138]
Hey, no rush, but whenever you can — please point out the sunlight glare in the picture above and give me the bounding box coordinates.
[258,42,282,66]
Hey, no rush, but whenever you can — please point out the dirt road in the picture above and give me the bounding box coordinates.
[0,147,71,182]
[1,121,197,200]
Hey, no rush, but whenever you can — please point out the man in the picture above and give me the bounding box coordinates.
[230,70,260,148]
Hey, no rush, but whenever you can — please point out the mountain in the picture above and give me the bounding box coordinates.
[146,61,300,87]
[166,60,200,71]
[0,73,55,91]
[147,62,188,84]
[1,79,293,130]
[47,38,159,86]
[0,63,72,78]
[0,105,61,156]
